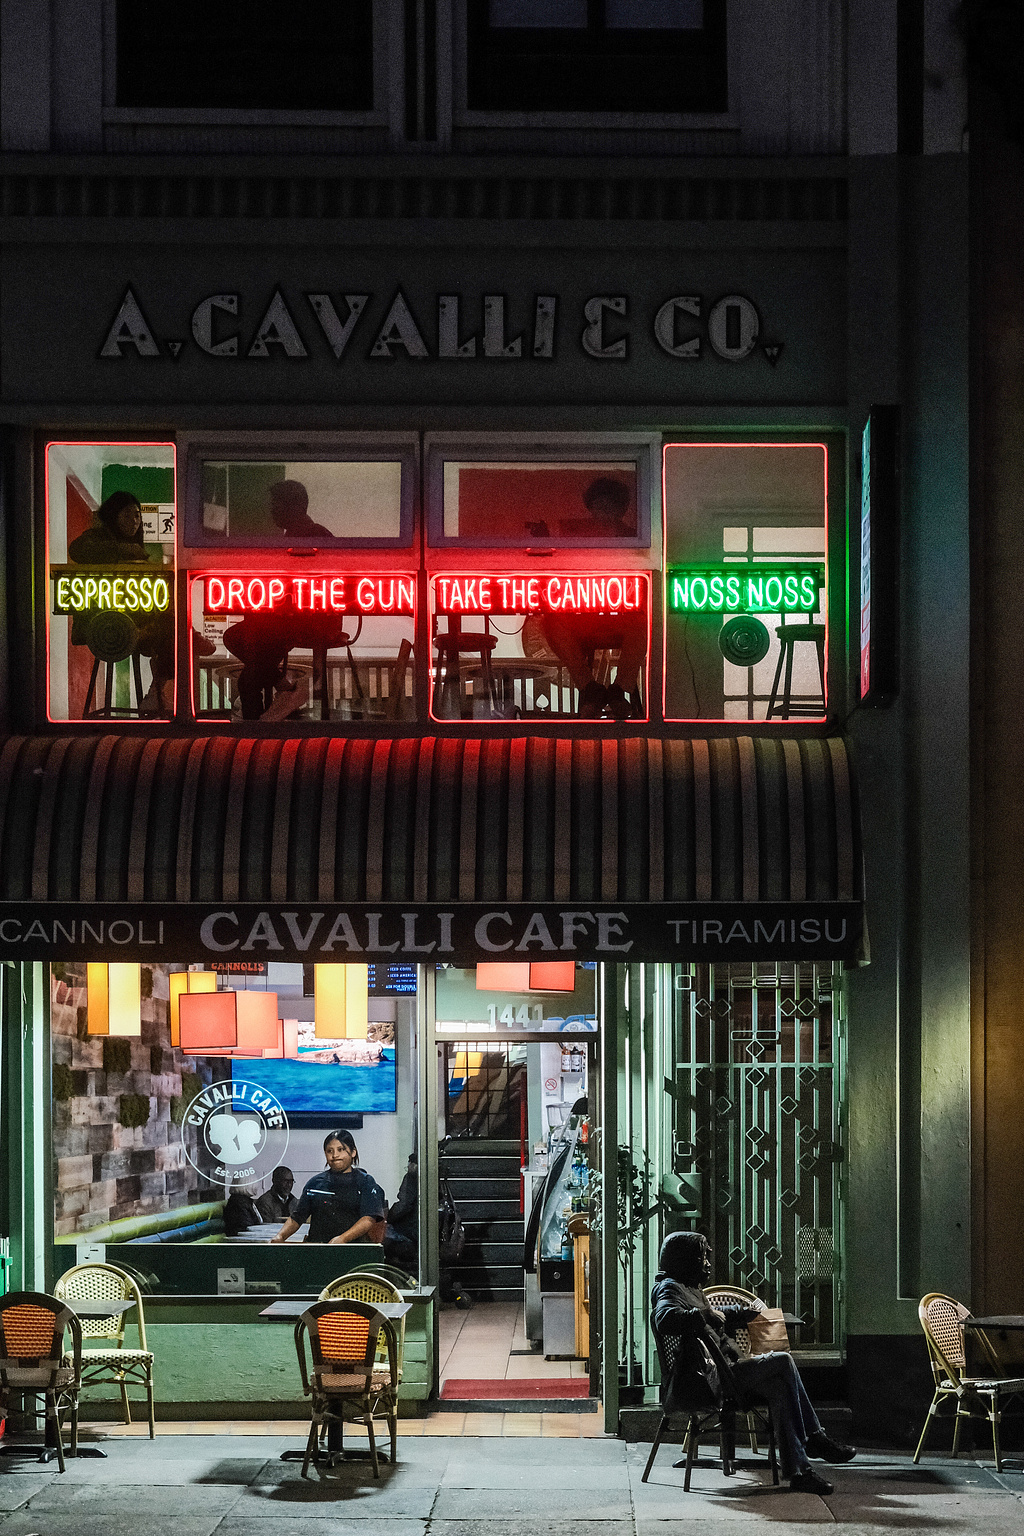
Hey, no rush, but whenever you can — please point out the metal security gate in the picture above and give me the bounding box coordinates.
[667,961,845,1351]
[609,960,846,1404]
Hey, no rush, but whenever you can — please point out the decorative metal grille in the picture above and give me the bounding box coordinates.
[667,961,844,1350]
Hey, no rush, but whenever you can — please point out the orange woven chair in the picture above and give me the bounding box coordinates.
[0,1292,82,1472]
[54,1262,154,1437]
[914,1291,1024,1469]
[319,1271,405,1384]
[294,1300,399,1478]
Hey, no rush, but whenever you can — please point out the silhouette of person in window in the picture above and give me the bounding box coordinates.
[269,479,332,540]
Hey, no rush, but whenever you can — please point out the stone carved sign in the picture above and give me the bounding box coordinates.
[99,286,779,367]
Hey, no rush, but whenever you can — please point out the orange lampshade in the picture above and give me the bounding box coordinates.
[282,1019,300,1059]
[87,963,141,1037]
[169,970,216,1047]
[235,991,281,1052]
[529,962,576,992]
[476,963,531,992]
[179,989,237,1052]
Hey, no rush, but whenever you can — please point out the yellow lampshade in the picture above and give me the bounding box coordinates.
[169,970,216,1047]
[314,964,369,1039]
[87,962,141,1037]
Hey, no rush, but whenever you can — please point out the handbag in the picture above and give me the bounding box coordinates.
[746,1306,791,1355]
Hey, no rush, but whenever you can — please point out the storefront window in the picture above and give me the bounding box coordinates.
[190,572,416,722]
[663,442,828,722]
[51,962,415,1278]
[191,457,410,548]
[433,458,646,548]
[46,441,176,722]
[429,571,650,720]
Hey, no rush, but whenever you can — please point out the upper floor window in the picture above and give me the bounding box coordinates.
[46,442,176,723]
[466,0,727,114]
[116,1,375,111]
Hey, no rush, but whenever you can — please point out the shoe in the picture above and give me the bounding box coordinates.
[789,1469,833,1494]
[806,1429,856,1463]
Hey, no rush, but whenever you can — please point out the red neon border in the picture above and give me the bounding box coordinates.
[661,442,829,725]
[427,570,652,725]
[188,570,418,721]
[45,440,177,725]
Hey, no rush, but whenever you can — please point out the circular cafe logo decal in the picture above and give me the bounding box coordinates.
[181,1080,289,1186]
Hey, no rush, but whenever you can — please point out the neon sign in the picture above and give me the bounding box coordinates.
[200,573,415,617]
[51,569,172,616]
[667,565,823,615]
[432,573,647,616]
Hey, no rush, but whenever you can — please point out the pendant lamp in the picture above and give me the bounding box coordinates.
[528,962,576,992]
[169,970,217,1047]
[314,964,369,1039]
[178,989,237,1053]
[475,963,531,993]
[87,963,142,1037]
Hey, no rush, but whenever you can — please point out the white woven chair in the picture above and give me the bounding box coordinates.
[54,1262,154,1437]
[914,1291,1024,1470]
[705,1282,771,1454]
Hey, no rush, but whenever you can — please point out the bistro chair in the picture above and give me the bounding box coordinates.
[914,1291,1024,1470]
[705,1283,773,1454]
[641,1302,778,1490]
[53,1262,155,1438]
[294,1300,399,1478]
[319,1271,406,1383]
[0,1291,82,1473]
[348,1261,417,1290]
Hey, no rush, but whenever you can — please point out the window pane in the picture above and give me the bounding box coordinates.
[663,443,828,723]
[200,460,404,546]
[191,572,417,723]
[606,0,703,26]
[117,0,374,111]
[46,442,176,722]
[442,462,640,544]
[429,572,649,721]
[490,0,587,24]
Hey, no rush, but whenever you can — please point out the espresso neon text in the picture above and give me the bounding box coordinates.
[433,574,647,616]
[203,574,415,616]
[53,572,171,616]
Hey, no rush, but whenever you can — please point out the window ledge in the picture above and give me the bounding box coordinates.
[103,108,386,129]
[454,110,738,130]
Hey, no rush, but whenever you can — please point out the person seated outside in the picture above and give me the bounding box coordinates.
[651,1231,855,1494]
[269,479,332,540]
[222,1187,262,1237]
[256,1165,299,1225]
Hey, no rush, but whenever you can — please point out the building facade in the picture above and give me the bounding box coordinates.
[0,0,973,1440]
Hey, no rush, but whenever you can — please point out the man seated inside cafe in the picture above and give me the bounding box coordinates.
[651,1231,855,1494]
[256,1166,299,1225]
[223,1186,262,1237]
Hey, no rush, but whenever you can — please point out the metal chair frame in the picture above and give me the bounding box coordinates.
[0,1291,82,1472]
[54,1261,155,1437]
[641,1306,779,1490]
[294,1300,398,1479]
[914,1291,1024,1471]
[704,1283,775,1454]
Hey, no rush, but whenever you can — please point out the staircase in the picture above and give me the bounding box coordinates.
[440,1138,525,1304]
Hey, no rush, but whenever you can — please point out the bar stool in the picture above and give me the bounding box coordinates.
[766,619,826,719]
[432,616,499,718]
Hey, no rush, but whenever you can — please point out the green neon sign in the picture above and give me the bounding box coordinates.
[667,564,824,615]
[51,569,172,617]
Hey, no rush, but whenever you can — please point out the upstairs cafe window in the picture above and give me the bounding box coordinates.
[663,442,828,723]
[428,448,652,722]
[187,447,417,725]
[46,442,176,723]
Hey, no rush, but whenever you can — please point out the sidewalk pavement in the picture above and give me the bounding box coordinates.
[3,1428,1024,1535]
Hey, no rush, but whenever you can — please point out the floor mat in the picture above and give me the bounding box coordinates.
[441,1378,591,1400]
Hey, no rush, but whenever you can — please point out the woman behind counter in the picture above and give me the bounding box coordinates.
[271,1130,385,1246]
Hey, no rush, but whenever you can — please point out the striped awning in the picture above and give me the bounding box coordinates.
[0,734,861,963]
